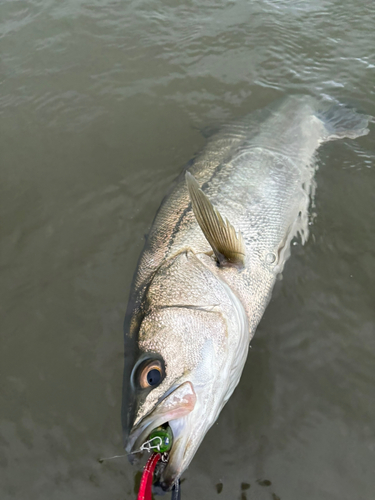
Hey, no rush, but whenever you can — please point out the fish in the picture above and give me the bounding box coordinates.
[121,95,369,489]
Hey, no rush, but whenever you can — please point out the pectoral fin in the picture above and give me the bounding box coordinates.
[186,172,245,267]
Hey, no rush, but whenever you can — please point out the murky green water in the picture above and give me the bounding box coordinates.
[1,1,374,499]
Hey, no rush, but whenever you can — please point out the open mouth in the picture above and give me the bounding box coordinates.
[126,381,197,489]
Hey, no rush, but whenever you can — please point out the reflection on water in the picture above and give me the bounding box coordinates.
[0,1,374,499]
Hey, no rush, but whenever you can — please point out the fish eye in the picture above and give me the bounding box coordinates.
[139,360,163,389]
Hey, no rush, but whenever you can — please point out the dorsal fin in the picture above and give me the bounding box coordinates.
[185,172,245,268]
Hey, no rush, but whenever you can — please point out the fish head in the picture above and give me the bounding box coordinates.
[122,252,249,489]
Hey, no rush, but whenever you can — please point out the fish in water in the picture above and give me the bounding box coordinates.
[121,95,369,489]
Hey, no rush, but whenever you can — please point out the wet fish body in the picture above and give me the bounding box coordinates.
[122,96,369,488]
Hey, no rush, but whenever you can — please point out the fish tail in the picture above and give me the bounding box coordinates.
[316,99,371,141]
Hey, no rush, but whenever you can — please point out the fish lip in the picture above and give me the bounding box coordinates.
[126,416,190,485]
[125,390,176,456]
[125,381,197,461]
[125,408,167,459]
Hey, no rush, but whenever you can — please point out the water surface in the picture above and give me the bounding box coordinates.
[1,1,374,499]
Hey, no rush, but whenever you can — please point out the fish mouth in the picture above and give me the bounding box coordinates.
[126,381,197,490]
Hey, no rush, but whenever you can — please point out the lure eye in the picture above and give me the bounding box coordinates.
[139,360,163,389]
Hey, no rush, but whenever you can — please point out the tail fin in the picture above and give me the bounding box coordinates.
[317,99,370,141]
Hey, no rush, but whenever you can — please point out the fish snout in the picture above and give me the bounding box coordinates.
[125,381,197,459]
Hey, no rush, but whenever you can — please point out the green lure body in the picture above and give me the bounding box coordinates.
[148,426,173,453]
